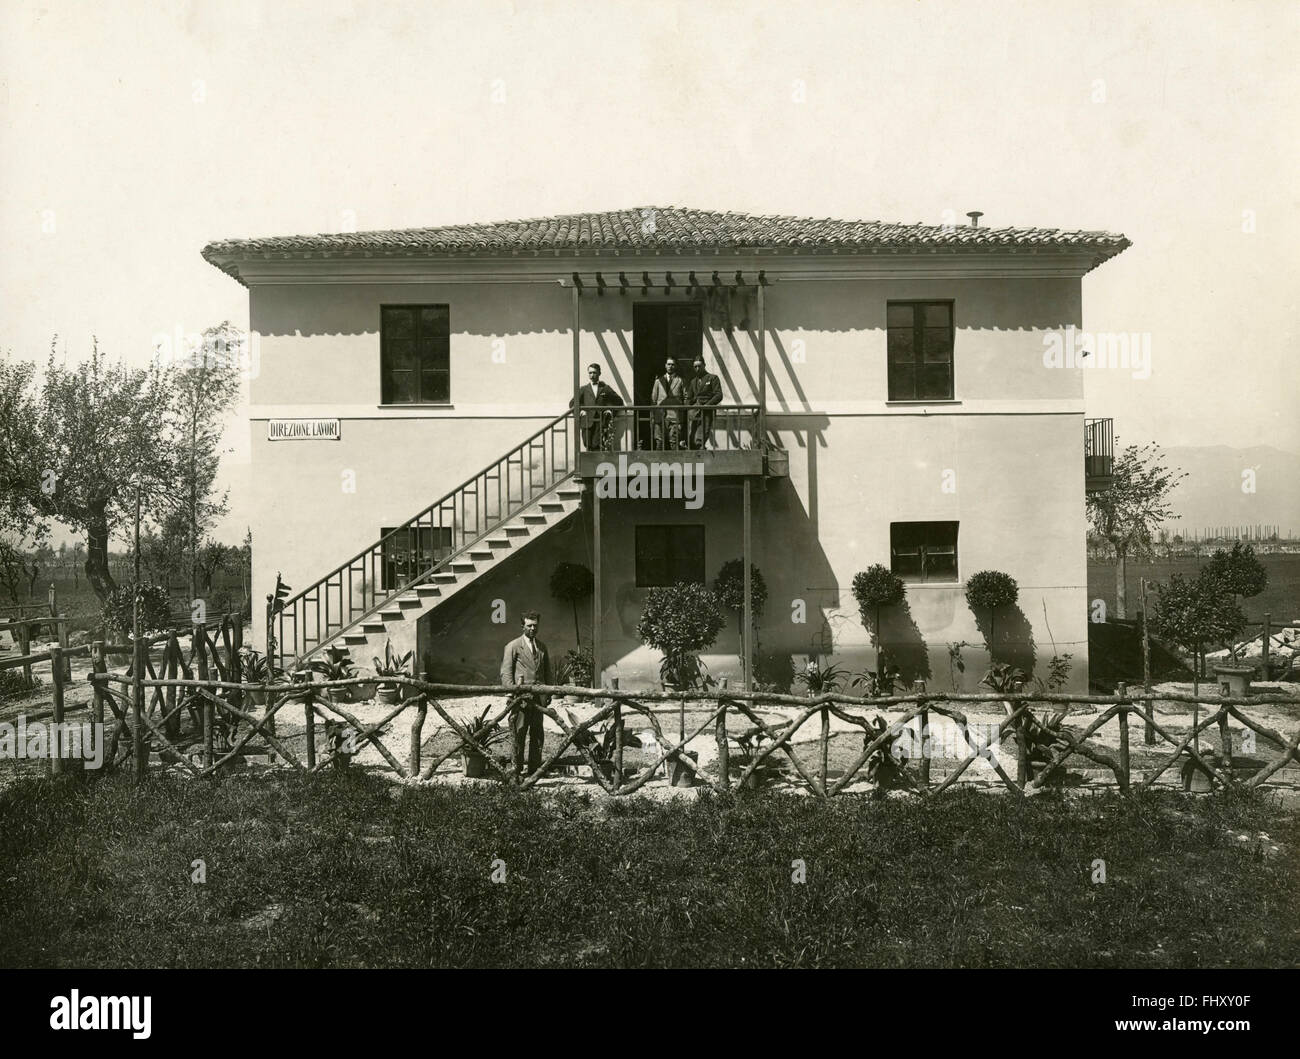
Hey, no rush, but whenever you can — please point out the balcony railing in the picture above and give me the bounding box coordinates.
[577,403,760,453]
[1084,417,1114,490]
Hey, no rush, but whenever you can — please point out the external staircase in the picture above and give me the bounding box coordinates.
[268,411,580,671]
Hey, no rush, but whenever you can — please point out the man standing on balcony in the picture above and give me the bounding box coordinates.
[685,355,723,450]
[651,358,686,450]
[500,610,552,776]
[571,363,624,450]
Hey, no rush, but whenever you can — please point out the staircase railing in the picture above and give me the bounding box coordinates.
[271,411,576,667]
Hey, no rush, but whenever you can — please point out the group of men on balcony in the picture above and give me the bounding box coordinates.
[573,356,724,451]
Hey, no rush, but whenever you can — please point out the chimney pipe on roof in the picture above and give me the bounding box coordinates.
[967,211,983,228]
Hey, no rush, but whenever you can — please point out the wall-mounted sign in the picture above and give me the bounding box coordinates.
[268,418,341,441]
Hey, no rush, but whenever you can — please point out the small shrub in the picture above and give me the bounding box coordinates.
[965,570,1019,613]
[101,582,173,638]
[636,582,726,689]
[559,645,594,687]
[851,564,905,646]
[0,670,40,701]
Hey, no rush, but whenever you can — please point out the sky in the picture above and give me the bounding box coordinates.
[2,0,1297,543]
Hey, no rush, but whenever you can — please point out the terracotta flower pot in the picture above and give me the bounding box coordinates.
[667,750,699,787]
[376,684,402,705]
[463,750,488,778]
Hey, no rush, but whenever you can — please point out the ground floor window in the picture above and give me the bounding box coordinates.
[635,525,705,587]
[381,526,453,590]
[890,521,959,582]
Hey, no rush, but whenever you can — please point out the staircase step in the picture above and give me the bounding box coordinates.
[469,549,495,560]
[450,561,477,571]
[415,585,442,597]
[343,633,369,645]
[432,573,459,583]
[379,610,405,621]
[361,622,386,634]
[487,537,512,548]
[522,514,548,524]
[539,500,566,511]
[504,526,531,536]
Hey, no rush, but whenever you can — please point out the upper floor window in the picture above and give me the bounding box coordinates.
[887,301,953,401]
[891,521,958,583]
[635,525,705,587]
[382,305,450,404]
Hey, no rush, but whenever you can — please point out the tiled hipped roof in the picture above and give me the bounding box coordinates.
[202,206,1130,265]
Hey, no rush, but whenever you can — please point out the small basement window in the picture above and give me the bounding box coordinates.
[890,521,959,583]
[635,525,705,587]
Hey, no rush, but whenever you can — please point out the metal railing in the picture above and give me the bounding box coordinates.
[577,403,761,452]
[1084,417,1114,480]
[272,411,577,667]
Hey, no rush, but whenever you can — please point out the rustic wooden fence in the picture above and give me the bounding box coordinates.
[0,615,245,778]
[42,666,1300,797]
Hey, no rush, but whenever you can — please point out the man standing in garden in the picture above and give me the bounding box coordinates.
[500,611,552,776]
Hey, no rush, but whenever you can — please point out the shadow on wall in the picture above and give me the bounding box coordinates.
[876,597,932,686]
[971,602,1037,677]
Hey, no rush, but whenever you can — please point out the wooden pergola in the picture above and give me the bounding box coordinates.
[562,270,770,698]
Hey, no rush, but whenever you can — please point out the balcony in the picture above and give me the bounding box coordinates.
[1084,417,1114,493]
[575,404,785,479]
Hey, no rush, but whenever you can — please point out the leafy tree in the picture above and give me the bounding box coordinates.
[712,559,767,683]
[548,561,593,645]
[0,342,176,603]
[636,582,726,689]
[1086,443,1186,618]
[1203,542,1267,601]
[165,322,242,600]
[1151,572,1246,689]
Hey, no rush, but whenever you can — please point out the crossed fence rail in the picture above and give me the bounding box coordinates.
[36,662,1300,797]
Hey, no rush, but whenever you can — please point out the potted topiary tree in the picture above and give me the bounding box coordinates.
[965,570,1019,664]
[851,563,905,668]
[711,559,768,684]
[636,582,726,787]
[549,561,594,647]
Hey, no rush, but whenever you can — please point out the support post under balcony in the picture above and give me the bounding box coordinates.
[572,284,581,460]
[593,488,602,697]
[757,284,767,447]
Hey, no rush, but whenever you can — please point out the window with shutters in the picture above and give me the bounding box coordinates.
[890,521,959,583]
[887,301,954,401]
[381,305,450,404]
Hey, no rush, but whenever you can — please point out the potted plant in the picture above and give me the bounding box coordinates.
[309,647,359,703]
[372,640,413,705]
[462,705,502,778]
[566,707,641,783]
[851,564,905,666]
[862,715,914,796]
[240,647,272,706]
[733,728,781,789]
[712,559,768,683]
[636,583,726,789]
[558,645,594,701]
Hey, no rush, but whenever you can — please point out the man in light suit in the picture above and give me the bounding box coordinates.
[685,354,723,449]
[571,363,625,450]
[651,358,687,450]
[500,610,552,776]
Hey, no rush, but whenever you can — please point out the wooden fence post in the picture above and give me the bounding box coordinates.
[49,645,64,777]
[1116,681,1130,794]
[17,623,31,688]
[90,640,105,727]
[1141,577,1155,746]
[195,623,213,769]
[304,692,317,771]
[56,617,70,680]
[915,679,930,785]
[715,676,729,789]
[132,637,146,783]
[48,582,56,617]
[409,697,426,779]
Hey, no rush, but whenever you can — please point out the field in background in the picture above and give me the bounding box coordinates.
[1088,555,1300,625]
[0,773,1296,968]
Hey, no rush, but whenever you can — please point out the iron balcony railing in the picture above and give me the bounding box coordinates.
[272,411,576,668]
[1084,417,1114,480]
[577,403,761,452]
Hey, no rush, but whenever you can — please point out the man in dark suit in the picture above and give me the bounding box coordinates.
[686,355,723,449]
[571,363,624,450]
[500,610,552,776]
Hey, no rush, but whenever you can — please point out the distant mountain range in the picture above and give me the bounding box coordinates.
[1160,446,1300,539]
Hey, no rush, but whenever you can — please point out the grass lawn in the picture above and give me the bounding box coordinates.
[2,773,1298,968]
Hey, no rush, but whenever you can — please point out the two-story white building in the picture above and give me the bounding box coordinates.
[202,207,1126,692]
